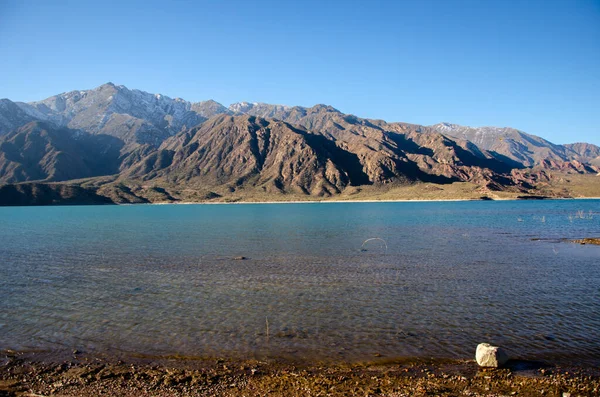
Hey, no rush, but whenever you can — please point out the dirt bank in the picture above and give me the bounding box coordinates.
[1,351,598,396]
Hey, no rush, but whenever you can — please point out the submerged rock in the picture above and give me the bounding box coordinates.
[476,343,509,368]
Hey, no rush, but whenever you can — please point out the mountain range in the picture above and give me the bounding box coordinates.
[1,83,598,205]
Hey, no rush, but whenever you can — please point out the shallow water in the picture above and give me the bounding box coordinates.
[1,200,599,365]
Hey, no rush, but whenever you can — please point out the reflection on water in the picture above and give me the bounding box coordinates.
[1,200,599,365]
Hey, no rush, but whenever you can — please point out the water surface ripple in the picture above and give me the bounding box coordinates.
[1,200,599,365]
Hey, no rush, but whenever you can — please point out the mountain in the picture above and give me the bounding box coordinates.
[0,83,228,151]
[122,114,371,196]
[430,123,569,167]
[3,83,596,168]
[0,83,598,204]
[117,112,524,197]
[227,103,520,180]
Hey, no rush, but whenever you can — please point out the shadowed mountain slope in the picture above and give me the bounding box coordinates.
[0,122,123,184]
[0,183,114,206]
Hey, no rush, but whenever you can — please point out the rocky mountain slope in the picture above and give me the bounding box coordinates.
[226,105,518,183]
[0,83,598,204]
[123,114,370,196]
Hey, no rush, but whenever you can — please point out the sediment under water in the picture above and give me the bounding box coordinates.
[1,200,599,365]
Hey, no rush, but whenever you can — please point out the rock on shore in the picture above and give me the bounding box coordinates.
[476,343,509,368]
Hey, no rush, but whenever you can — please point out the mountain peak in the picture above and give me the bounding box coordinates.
[228,102,293,118]
[309,104,340,113]
[432,122,461,131]
[95,82,125,93]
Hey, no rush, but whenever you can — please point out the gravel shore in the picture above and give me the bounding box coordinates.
[1,351,598,396]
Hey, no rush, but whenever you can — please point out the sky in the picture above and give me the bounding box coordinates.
[0,0,599,145]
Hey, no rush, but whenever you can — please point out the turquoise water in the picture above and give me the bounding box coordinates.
[1,200,599,365]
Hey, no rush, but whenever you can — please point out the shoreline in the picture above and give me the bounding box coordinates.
[2,195,599,208]
[2,350,598,396]
[145,196,600,206]
[148,198,478,205]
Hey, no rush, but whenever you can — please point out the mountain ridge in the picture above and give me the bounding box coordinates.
[0,83,598,205]
[2,83,597,160]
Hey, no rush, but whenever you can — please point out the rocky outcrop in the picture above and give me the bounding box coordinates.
[538,159,599,174]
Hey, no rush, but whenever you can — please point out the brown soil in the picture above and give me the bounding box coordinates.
[1,351,598,396]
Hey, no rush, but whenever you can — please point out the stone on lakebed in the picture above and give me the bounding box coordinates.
[476,343,509,368]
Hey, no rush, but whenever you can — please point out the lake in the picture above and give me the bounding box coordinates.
[1,200,599,365]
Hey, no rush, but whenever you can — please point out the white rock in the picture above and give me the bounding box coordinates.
[476,343,509,367]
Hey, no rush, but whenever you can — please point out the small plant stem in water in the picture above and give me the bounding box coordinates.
[266,316,269,342]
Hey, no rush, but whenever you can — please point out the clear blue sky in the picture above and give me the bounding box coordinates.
[1,0,599,145]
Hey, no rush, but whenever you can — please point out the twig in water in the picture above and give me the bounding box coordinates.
[361,238,388,252]
[265,316,269,342]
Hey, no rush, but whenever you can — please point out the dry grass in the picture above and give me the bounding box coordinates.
[533,172,600,198]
